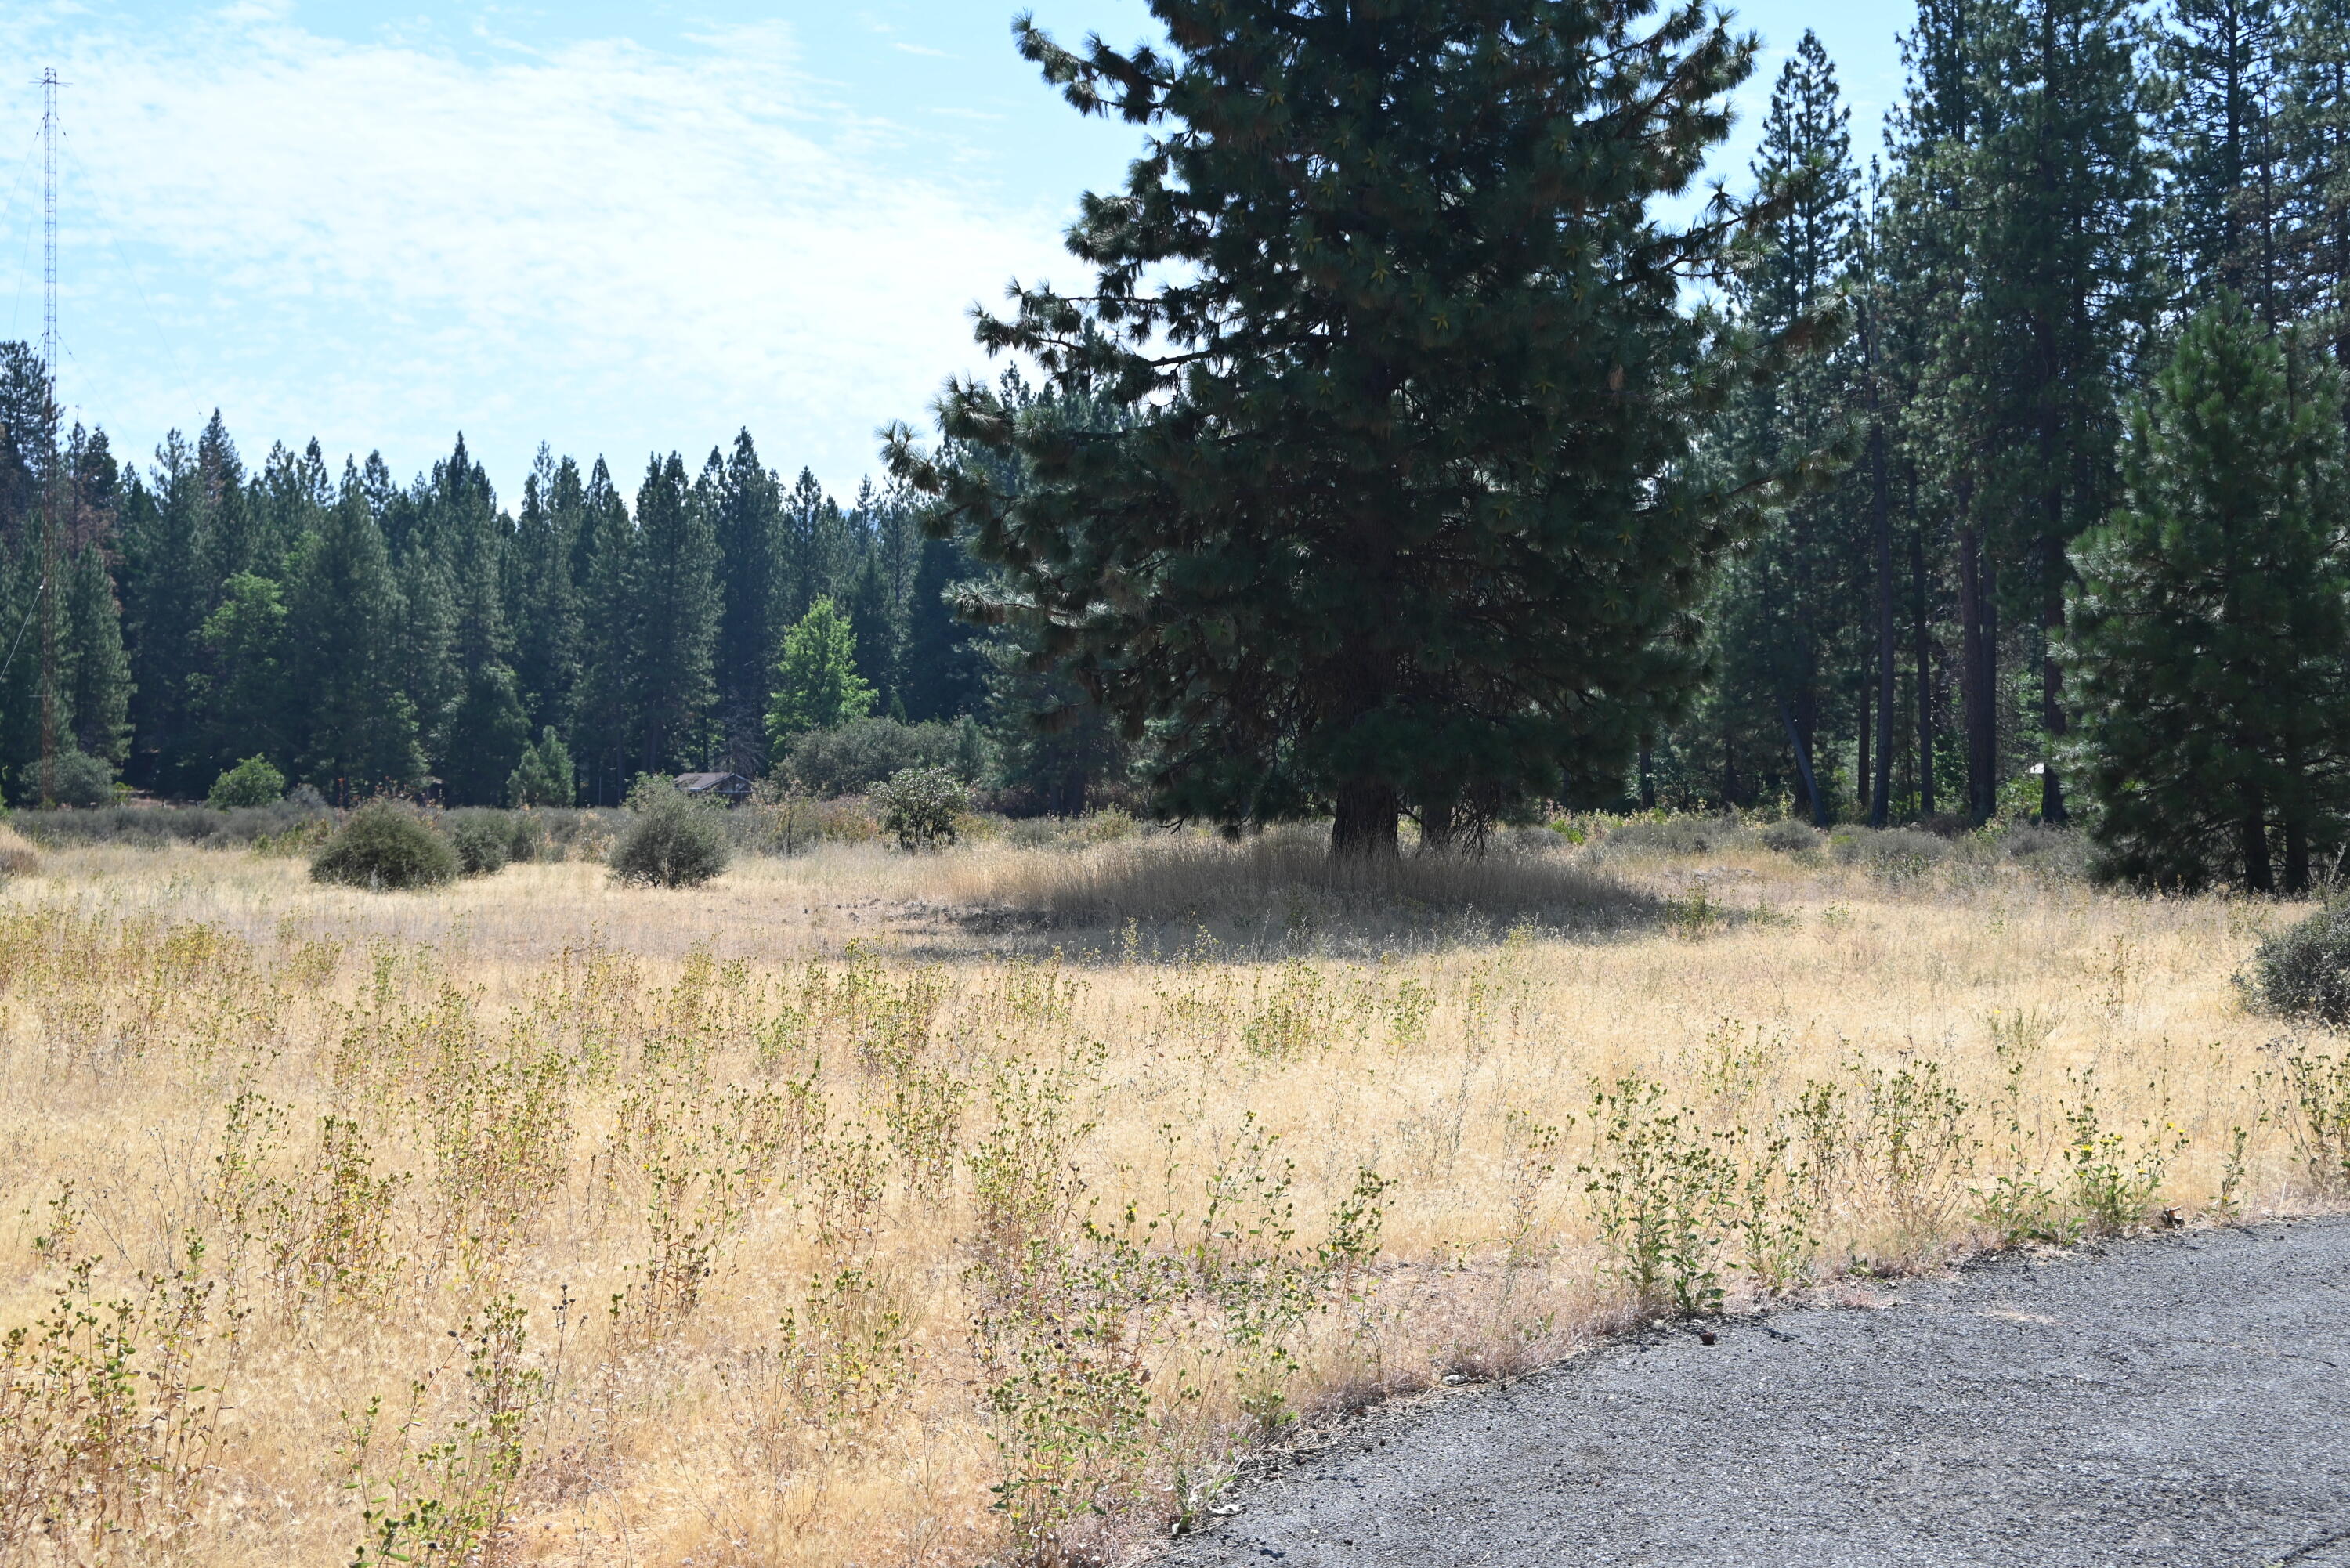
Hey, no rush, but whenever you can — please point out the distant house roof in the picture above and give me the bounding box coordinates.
[674,772,752,796]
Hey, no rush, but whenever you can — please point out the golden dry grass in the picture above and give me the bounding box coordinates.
[0,829,2340,1566]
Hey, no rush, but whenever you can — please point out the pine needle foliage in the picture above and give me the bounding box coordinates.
[2062,294,2350,893]
[888,0,1810,856]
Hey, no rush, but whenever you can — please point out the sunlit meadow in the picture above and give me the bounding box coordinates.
[1,818,2343,1566]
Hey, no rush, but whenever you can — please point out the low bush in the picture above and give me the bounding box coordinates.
[207,755,286,809]
[725,786,878,855]
[2244,906,2350,1027]
[1758,817,1821,854]
[1596,815,1751,858]
[310,802,460,890]
[1831,826,1950,881]
[786,718,960,797]
[611,789,731,887]
[16,750,117,809]
[14,798,329,850]
[873,766,970,851]
[446,809,514,876]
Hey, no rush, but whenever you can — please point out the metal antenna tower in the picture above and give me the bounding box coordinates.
[42,67,59,381]
[38,67,62,804]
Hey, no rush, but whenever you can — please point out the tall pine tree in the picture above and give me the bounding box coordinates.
[891,0,1784,854]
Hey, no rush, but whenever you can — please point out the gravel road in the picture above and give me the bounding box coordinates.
[1161,1217,2350,1567]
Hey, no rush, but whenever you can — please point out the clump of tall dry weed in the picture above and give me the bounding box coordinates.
[0,844,2326,1566]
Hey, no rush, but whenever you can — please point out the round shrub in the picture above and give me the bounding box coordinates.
[1759,817,1821,854]
[873,765,970,851]
[504,811,548,865]
[786,718,960,796]
[1831,826,1950,881]
[446,810,512,876]
[310,802,460,890]
[16,750,116,809]
[610,791,730,887]
[208,755,286,809]
[2245,906,2350,1027]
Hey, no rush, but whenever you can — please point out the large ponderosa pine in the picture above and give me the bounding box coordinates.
[2063,295,2350,892]
[889,0,1788,856]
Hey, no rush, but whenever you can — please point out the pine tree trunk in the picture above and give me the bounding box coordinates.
[1871,417,1896,827]
[1857,685,1871,816]
[1958,518,1997,824]
[1330,779,1399,861]
[1913,511,1935,820]
[2242,786,2274,895]
[2040,507,2070,825]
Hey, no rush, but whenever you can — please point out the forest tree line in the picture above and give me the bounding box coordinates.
[1669,0,2350,854]
[0,0,2345,889]
[0,358,1125,811]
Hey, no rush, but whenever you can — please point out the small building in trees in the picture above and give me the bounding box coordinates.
[673,771,752,807]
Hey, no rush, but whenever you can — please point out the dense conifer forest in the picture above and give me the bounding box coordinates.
[2,0,2347,889]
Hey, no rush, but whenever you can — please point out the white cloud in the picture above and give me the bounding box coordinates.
[0,9,1079,495]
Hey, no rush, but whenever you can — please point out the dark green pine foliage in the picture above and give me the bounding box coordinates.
[844,551,895,708]
[2280,0,2350,365]
[2160,0,2288,318]
[121,431,215,793]
[0,344,50,549]
[1962,0,2158,822]
[59,427,132,768]
[197,573,291,774]
[891,0,1779,854]
[60,540,132,768]
[285,476,426,796]
[571,459,636,803]
[441,666,531,805]
[193,413,260,589]
[432,435,531,804]
[780,468,848,623]
[395,545,460,773]
[1880,0,1991,822]
[508,446,584,737]
[1701,31,1864,822]
[898,533,992,723]
[710,432,783,775]
[626,453,718,775]
[251,439,334,573]
[2063,295,2350,891]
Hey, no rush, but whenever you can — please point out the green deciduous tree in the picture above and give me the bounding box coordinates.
[2062,294,2350,891]
[890,0,1785,855]
[767,597,873,747]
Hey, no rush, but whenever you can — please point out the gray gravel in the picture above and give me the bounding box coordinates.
[1162,1217,2350,1567]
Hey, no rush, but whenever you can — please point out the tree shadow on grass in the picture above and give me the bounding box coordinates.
[927,826,1708,963]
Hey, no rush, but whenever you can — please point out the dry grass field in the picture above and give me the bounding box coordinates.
[0,820,2343,1566]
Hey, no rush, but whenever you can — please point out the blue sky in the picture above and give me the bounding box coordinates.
[0,2,1914,501]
